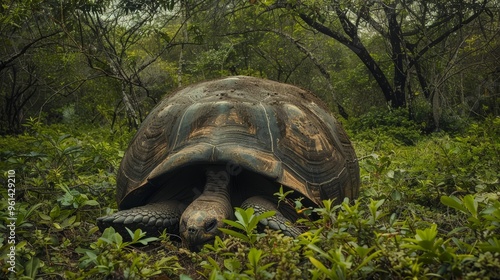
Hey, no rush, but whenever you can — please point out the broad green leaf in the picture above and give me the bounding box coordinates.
[207,256,221,270]
[85,250,97,260]
[38,213,52,221]
[24,257,40,278]
[255,210,276,222]
[247,248,263,267]
[354,248,381,272]
[224,258,241,272]
[259,261,276,271]
[83,200,99,206]
[307,243,330,260]
[309,256,331,275]
[440,196,467,213]
[478,237,500,253]
[180,274,194,280]
[234,208,250,225]
[137,237,159,245]
[24,203,44,220]
[113,232,123,247]
[63,146,82,155]
[462,195,478,217]
[61,215,77,227]
[223,219,246,231]
[50,205,61,220]
[219,228,249,242]
[58,134,72,143]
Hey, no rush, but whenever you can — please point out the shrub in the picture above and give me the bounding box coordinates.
[348,108,423,146]
[0,119,129,279]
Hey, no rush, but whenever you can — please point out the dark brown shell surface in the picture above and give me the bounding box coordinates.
[117,76,359,209]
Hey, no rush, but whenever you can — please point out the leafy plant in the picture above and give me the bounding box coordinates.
[441,194,500,246]
[220,207,275,246]
[74,227,181,278]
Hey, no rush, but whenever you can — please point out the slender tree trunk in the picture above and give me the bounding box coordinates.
[178,48,184,87]
[414,60,431,99]
[2,66,37,133]
[121,81,139,129]
[385,3,406,108]
[494,69,500,116]
[407,71,415,120]
[177,0,189,87]
[432,91,441,131]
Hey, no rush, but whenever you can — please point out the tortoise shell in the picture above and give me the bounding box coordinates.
[117,76,359,210]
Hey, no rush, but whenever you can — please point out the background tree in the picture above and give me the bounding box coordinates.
[1,1,64,133]
[264,0,497,127]
[67,1,187,128]
[0,0,115,133]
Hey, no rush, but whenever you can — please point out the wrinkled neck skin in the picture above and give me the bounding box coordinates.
[180,168,233,251]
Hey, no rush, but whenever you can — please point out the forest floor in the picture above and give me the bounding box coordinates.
[1,116,499,279]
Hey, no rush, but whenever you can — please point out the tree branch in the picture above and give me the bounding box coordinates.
[0,31,61,71]
[269,29,349,118]
[409,0,488,68]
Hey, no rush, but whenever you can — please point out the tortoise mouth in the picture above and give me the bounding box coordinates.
[181,226,221,252]
[186,238,215,252]
[185,234,217,251]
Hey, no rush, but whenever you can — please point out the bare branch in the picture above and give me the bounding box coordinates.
[0,31,61,71]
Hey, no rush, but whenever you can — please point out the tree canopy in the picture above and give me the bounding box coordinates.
[1,0,498,133]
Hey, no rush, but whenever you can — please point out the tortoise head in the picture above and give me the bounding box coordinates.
[179,168,233,251]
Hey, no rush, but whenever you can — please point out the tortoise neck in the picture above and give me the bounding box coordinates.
[203,168,230,191]
[198,168,231,203]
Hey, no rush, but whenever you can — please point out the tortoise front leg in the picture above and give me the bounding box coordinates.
[97,201,187,238]
[241,196,302,237]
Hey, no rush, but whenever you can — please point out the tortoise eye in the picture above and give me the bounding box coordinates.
[205,219,217,232]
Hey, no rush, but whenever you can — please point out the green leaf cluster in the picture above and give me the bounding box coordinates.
[72,227,181,279]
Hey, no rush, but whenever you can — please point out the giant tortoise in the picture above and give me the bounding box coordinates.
[97,76,359,250]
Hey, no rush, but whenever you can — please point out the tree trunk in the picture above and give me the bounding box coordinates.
[385,3,406,108]
[414,60,431,99]
[177,0,189,87]
[355,46,400,107]
[121,82,140,129]
[432,91,441,131]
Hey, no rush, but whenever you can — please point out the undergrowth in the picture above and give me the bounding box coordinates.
[0,116,498,279]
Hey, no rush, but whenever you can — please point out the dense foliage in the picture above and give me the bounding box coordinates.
[1,115,498,279]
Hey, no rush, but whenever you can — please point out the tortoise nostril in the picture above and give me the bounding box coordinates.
[205,219,217,232]
[188,227,197,234]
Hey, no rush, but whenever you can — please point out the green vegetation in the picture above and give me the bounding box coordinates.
[1,115,498,279]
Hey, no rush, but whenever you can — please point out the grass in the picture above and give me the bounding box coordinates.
[0,116,499,279]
